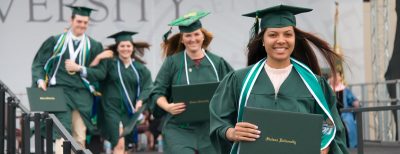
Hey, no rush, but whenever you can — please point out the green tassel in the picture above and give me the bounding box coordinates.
[249,11,259,41]
[163,27,172,42]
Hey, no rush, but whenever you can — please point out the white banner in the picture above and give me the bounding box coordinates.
[0,0,364,106]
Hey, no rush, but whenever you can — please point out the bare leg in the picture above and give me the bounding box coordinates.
[145,131,154,151]
[113,122,125,154]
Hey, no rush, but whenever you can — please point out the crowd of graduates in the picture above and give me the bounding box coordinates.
[31,4,355,154]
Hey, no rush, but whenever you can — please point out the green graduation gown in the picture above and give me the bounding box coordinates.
[151,51,233,154]
[85,57,153,147]
[31,34,103,138]
[209,66,349,154]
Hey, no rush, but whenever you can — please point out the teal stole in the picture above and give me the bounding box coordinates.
[230,58,336,153]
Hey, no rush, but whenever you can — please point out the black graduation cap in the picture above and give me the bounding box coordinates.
[242,4,312,36]
[107,31,138,43]
[65,5,97,17]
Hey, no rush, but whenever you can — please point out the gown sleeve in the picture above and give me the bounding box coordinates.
[319,78,349,154]
[150,57,174,118]
[138,65,153,103]
[209,71,241,154]
[86,58,112,82]
[88,40,104,62]
[218,57,234,78]
[31,36,56,86]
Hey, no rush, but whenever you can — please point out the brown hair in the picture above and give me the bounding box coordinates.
[161,28,213,57]
[107,41,150,64]
[247,26,342,77]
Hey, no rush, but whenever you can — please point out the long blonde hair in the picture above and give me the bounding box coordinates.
[161,28,213,57]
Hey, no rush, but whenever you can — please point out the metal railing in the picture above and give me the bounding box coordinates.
[1,80,92,154]
[341,105,400,154]
[348,79,400,141]
[342,79,400,154]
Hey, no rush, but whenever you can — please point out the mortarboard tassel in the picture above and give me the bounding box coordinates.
[163,27,173,42]
[249,11,259,41]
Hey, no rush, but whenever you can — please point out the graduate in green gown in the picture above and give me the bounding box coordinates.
[31,5,103,152]
[66,31,153,153]
[209,5,349,154]
[151,11,233,154]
